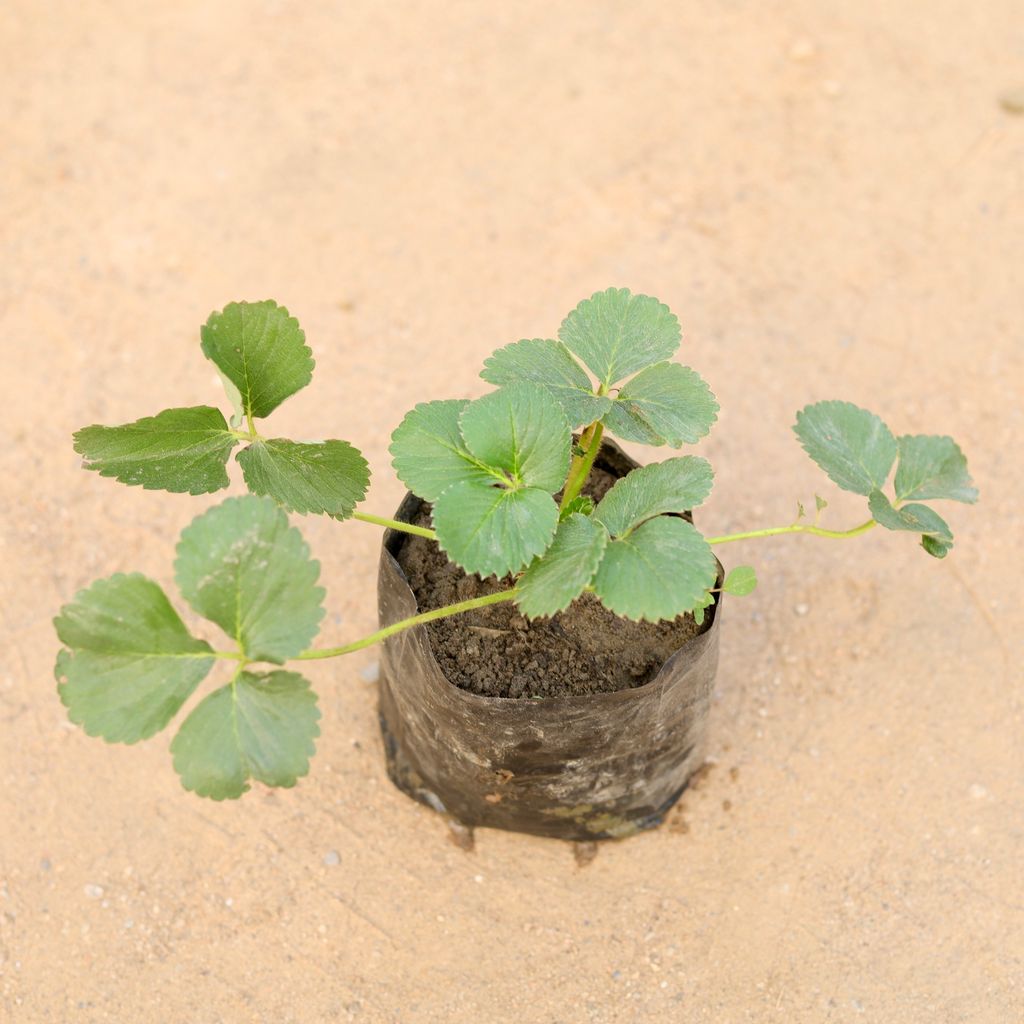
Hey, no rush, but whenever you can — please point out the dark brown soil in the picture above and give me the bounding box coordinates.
[394,460,704,700]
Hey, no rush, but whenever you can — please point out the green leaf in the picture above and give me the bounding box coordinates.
[559,287,681,386]
[894,435,978,504]
[601,362,719,448]
[815,494,829,513]
[722,565,757,596]
[868,490,953,544]
[54,573,214,743]
[200,300,313,420]
[174,496,324,663]
[389,400,496,502]
[170,670,320,800]
[459,383,572,492]
[921,534,952,559]
[480,338,612,429]
[593,516,718,622]
[793,401,898,496]
[237,438,370,519]
[73,406,236,495]
[594,456,714,538]
[432,479,559,578]
[560,494,595,520]
[693,591,715,626]
[515,514,609,619]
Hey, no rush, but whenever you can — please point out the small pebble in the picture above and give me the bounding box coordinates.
[358,662,379,684]
[999,88,1024,115]
[969,783,988,800]
[83,884,104,900]
[323,850,341,866]
[794,603,810,616]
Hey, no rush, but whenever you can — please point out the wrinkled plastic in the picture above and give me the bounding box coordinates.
[377,443,724,841]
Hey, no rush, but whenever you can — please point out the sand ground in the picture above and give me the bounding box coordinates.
[2,2,1022,1021]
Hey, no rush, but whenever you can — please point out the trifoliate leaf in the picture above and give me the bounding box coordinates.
[200,300,313,420]
[174,496,324,663]
[515,514,609,619]
[793,401,898,496]
[722,565,758,596]
[237,438,369,519]
[594,457,714,538]
[170,670,320,799]
[432,479,559,578]
[73,406,236,495]
[480,338,612,429]
[389,400,496,502]
[459,383,572,492]
[601,362,719,448]
[593,516,718,622]
[560,494,595,520]
[54,573,214,743]
[868,490,953,546]
[894,435,978,504]
[559,287,681,386]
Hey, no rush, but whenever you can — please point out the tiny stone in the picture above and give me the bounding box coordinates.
[358,662,379,684]
[822,79,842,97]
[999,88,1024,115]
[794,602,810,616]
[83,884,104,900]
[40,858,51,872]
[323,850,341,866]
[969,783,988,799]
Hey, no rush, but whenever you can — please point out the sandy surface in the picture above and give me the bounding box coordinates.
[2,2,1022,1021]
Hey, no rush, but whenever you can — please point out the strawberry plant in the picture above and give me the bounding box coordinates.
[55,290,977,799]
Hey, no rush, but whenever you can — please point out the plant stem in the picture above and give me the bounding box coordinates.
[295,588,518,660]
[706,519,877,545]
[352,511,437,539]
[559,421,605,512]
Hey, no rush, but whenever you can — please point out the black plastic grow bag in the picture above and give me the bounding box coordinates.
[377,443,724,841]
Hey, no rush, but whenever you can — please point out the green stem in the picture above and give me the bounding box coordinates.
[706,519,877,545]
[352,511,436,540]
[295,588,518,660]
[559,420,605,512]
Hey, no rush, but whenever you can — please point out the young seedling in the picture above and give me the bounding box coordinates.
[56,290,977,799]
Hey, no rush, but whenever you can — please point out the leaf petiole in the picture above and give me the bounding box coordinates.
[706,519,877,545]
[295,588,519,661]
[352,511,437,540]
